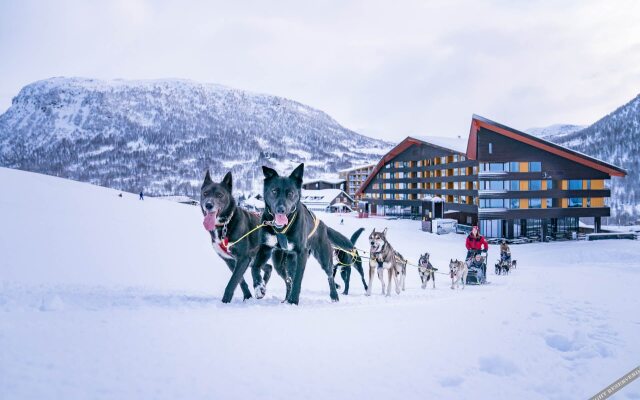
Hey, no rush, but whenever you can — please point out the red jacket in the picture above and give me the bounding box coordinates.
[466,233,488,251]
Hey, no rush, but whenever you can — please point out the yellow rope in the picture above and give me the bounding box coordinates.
[226,223,268,250]
[307,212,320,239]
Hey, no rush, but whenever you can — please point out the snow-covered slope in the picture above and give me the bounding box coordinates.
[2,167,639,399]
[526,124,585,139]
[0,77,390,196]
[541,94,640,222]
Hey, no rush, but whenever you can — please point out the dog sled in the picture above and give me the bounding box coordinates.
[494,253,516,275]
[465,250,487,285]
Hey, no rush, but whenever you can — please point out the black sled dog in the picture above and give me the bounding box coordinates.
[252,163,362,304]
[333,228,368,295]
[200,171,272,303]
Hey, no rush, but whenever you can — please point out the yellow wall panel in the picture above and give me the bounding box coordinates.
[561,198,568,208]
[592,197,604,207]
[541,180,547,190]
[591,179,604,189]
[520,199,528,209]
[561,180,568,190]
[541,198,547,209]
[520,162,529,172]
[520,180,528,190]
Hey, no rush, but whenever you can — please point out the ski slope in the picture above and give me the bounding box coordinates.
[1,167,639,400]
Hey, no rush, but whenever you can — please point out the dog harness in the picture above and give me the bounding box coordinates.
[212,210,235,257]
[264,205,320,250]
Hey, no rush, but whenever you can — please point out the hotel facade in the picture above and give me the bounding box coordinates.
[356,115,626,239]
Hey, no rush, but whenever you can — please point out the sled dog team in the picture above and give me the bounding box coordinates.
[201,163,495,305]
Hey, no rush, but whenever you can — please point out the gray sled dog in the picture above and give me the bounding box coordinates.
[367,228,407,296]
[200,171,272,303]
[418,253,437,289]
[449,259,468,290]
[251,164,361,305]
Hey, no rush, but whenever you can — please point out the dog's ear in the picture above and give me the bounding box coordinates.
[262,166,279,180]
[382,227,388,236]
[289,163,304,186]
[203,169,212,186]
[222,171,232,190]
[371,227,376,234]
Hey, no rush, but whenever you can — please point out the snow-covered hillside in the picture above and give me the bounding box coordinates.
[540,94,640,223]
[1,167,639,400]
[526,124,585,139]
[0,77,390,196]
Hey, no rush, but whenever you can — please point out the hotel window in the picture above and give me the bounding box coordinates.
[569,197,583,207]
[547,180,553,190]
[529,162,542,172]
[510,198,520,209]
[587,197,591,207]
[586,180,591,189]
[460,155,466,161]
[489,143,493,154]
[509,162,520,172]
[529,198,542,208]
[453,182,459,190]
[417,160,422,167]
[568,180,583,190]
[384,183,391,189]
[509,180,519,191]
[473,166,478,174]
[440,156,447,164]
[454,168,459,176]
[489,162,505,172]
[453,195,459,203]
[473,181,478,190]
[546,198,552,208]
[482,199,505,208]
[453,155,459,162]
[384,193,391,199]
[529,180,542,190]
[460,168,466,176]
[385,163,391,169]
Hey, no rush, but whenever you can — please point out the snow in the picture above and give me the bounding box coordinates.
[1,167,640,400]
[410,135,468,154]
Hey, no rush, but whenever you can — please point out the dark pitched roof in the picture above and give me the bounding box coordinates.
[467,115,626,177]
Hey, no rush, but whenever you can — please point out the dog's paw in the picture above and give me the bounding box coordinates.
[254,283,266,299]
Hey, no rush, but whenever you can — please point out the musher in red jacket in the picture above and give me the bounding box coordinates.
[466,225,489,260]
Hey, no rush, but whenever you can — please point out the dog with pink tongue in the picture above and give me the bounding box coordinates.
[251,163,362,305]
[200,170,273,303]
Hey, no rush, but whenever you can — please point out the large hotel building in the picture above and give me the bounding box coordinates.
[356,115,626,239]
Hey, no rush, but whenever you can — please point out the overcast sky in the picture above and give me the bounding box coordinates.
[1,0,639,141]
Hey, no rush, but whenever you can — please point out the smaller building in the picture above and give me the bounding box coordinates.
[339,163,376,198]
[301,189,355,212]
[302,178,346,191]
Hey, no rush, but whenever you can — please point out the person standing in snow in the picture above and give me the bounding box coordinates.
[139,191,144,200]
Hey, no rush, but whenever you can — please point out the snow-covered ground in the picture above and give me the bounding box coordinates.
[1,167,639,400]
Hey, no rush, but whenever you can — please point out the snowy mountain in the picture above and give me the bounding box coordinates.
[540,94,640,223]
[526,124,585,139]
[0,77,390,196]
